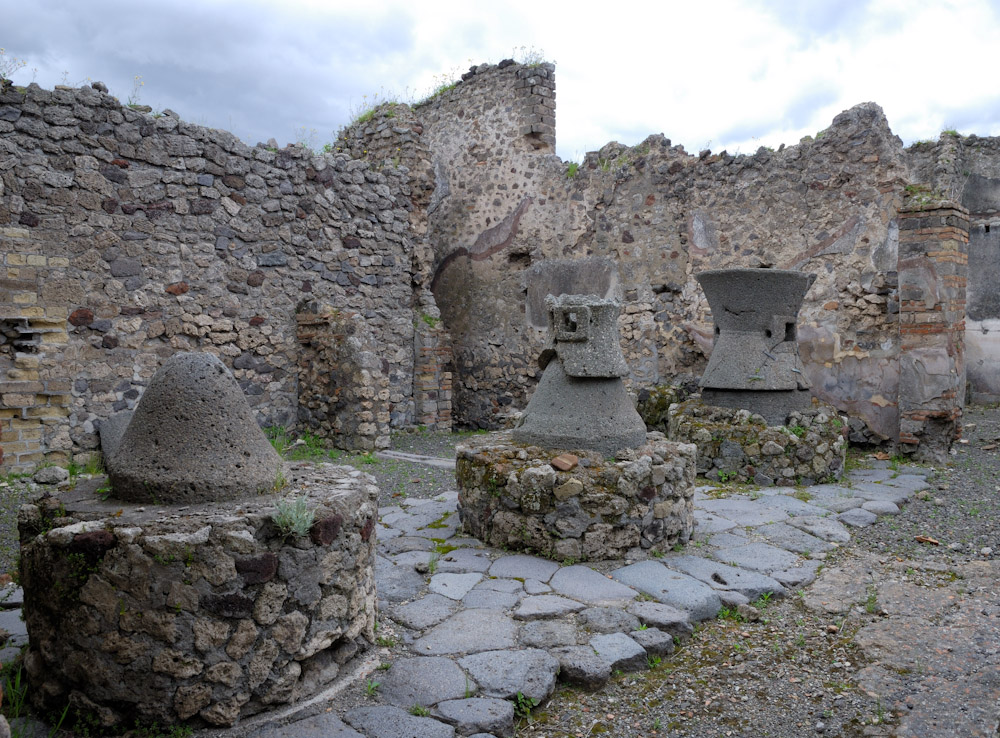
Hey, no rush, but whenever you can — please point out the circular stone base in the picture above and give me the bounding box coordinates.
[667,396,848,485]
[456,431,696,561]
[17,462,378,729]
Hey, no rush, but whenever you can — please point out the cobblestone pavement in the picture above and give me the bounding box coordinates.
[3,451,997,737]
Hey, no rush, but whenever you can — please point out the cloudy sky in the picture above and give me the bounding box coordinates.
[5,0,999,161]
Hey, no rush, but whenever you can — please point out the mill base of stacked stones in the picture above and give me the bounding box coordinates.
[667,269,848,484]
[458,296,696,560]
[18,353,378,729]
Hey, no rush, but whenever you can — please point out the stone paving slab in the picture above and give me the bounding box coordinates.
[625,601,694,640]
[376,656,475,708]
[0,586,23,608]
[1,463,931,738]
[772,559,822,589]
[376,557,429,604]
[458,649,560,702]
[519,620,579,648]
[589,632,647,672]
[344,706,456,738]
[513,594,585,620]
[488,554,559,581]
[838,507,879,527]
[435,548,492,573]
[756,494,830,517]
[434,697,514,738]
[697,497,791,526]
[710,541,801,574]
[664,555,787,601]
[785,515,852,543]
[390,593,459,630]
[248,712,365,738]
[549,565,638,605]
[611,561,721,620]
[755,522,836,555]
[378,450,457,469]
[429,572,483,600]
[412,610,519,655]
[462,588,520,610]
[691,510,738,537]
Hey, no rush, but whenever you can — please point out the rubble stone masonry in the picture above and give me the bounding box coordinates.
[4,59,997,466]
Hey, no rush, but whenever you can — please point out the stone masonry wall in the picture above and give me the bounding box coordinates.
[296,307,391,450]
[400,63,911,440]
[0,82,421,470]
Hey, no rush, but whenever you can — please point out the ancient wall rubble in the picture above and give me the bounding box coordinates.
[343,60,980,458]
[0,82,421,469]
[404,62,912,441]
[4,59,995,467]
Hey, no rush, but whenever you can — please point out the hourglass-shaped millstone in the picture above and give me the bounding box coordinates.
[512,295,647,455]
[104,352,285,503]
[697,268,817,425]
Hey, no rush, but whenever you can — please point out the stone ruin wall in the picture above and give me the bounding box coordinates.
[3,60,992,468]
[377,62,912,442]
[346,60,977,457]
[0,82,428,469]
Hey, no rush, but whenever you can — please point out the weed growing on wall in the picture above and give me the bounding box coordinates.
[272,495,315,538]
[127,74,145,107]
[513,45,548,67]
[0,48,28,82]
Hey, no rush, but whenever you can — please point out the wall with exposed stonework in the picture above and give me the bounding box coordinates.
[343,60,973,459]
[381,61,911,443]
[5,60,992,468]
[906,134,1000,403]
[0,81,421,469]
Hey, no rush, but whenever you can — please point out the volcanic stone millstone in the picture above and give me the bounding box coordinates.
[106,352,284,503]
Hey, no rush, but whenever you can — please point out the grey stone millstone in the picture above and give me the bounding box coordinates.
[512,295,646,455]
[97,409,133,460]
[511,361,647,456]
[105,352,284,503]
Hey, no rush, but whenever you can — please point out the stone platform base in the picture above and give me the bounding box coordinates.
[17,462,378,730]
[456,431,696,561]
[667,396,848,485]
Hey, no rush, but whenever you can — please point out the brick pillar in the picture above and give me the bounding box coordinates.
[413,302,453,430]
[897,201,968,461]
